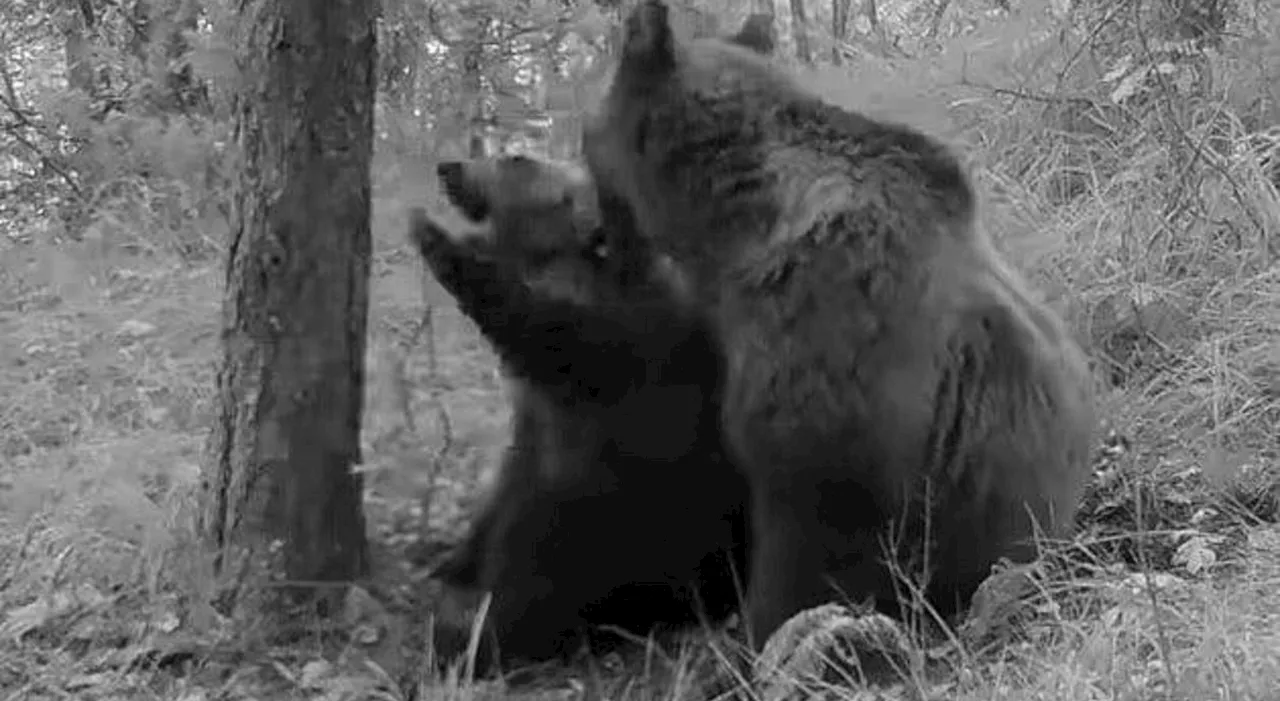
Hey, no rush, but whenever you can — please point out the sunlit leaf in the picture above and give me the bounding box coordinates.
[1109,66,1148,104]
[1102,53,1134,83]
[570,4,610,43]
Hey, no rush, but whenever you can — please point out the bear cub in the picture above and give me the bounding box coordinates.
[409,153,750,671]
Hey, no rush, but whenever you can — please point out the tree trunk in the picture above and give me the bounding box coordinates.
[860,0,879,35]
[788,0,808,64]
[201,0,375,620]
[58,0,98,235]
[789,0,811,64]
[859,0,891,57]
[927,0,951,41]
[464,44,487,158]
[831,0,851,64]
[63,0,95,94]
[455,16,488,159]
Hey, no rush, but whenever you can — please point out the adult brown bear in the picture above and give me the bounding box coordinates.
[581,1,1096,649]
[409,154,750,671]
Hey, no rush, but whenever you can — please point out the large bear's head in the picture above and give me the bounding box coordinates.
[582,1,972,273]
[580,3,779,266]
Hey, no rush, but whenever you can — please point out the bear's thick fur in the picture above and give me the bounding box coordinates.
[409,154,750,670]
[581,1,1096,649]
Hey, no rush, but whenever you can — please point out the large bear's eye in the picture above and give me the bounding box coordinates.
[584,227,610,262]
[633,115,650,152]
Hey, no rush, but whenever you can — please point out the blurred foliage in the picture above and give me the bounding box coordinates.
[0,0,1276,456]
[2,0,1274,249]
[0,1,1278,696]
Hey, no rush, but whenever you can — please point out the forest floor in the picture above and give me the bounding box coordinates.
[1,172,1279,701]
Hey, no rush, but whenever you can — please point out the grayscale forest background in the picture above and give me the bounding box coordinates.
[0,0,1278,699]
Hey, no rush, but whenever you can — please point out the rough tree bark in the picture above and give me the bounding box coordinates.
[62,0,95,94]
[859,0,891,57]
[927,0,951,41]
[789,0,811,64]
[463,42,487,158]
[831,0,851,64]
[200,0,375,619]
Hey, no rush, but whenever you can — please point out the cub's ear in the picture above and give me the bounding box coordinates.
[436,161,489,222]
[732,13,775,55]
[621,0,677,79]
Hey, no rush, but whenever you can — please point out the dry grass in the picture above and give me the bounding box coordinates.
[3,21,1280,701]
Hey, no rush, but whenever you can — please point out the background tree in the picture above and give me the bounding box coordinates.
[790,0,812,63]
[198,0,376,620]
[1,0,1279,696]
[831,0,852,63]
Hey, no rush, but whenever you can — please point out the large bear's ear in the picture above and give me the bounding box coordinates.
[732,13,775,56]
[621,0,677,79]
[436,161,490,222]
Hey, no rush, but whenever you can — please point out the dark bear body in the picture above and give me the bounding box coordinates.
[409,154,750,671]
[581,1,1096,649]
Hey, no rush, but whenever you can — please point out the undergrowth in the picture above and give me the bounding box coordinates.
[1,2,1279,700]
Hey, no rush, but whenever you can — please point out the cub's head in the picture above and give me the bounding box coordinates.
[430,153,654,305]
[435,154,602,259]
